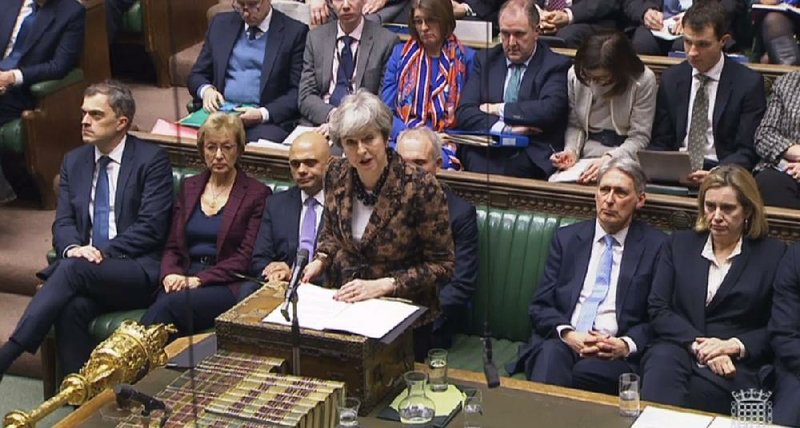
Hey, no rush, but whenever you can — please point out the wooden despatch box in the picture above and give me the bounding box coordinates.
[215,285,415,414]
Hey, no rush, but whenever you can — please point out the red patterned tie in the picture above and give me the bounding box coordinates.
[547,0,568,11]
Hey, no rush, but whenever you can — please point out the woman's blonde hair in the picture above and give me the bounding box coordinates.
[694,165,768,239]
[196,112,246,159]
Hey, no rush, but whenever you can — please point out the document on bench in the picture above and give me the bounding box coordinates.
[262,283,420,339]
[548,158,596,183]
[632,406,714,428]
[708,417,790,428]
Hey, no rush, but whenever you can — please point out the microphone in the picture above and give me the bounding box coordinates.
[481,323,501,388]
[281,248,310,321]
[115,384,167,413]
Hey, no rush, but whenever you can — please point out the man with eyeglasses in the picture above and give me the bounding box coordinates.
[187,0,308,143]
[238,131,332,299]
[647,1,766,185]
[299,0,397,135]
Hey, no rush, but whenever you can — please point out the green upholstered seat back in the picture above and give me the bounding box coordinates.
[121,1,143,33]
[468,208,576,343]
[0,119,24,154]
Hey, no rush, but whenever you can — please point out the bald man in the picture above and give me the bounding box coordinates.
[240,132,331,299]
[397,128,479,348]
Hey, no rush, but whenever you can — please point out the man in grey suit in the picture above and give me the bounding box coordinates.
[298,0,397,133]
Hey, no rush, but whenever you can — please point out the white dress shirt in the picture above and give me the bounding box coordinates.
[89,137,126,245]
[351,196,373,242]
[298,189,324,243]
[324,18,365,102]
[557,220,638,355]
[680,53,725,162]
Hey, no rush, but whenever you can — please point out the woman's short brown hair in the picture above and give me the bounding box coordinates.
[408,0,456,43]
[574,30,645,98]
[694,165,768,239]
[196,112,246,160]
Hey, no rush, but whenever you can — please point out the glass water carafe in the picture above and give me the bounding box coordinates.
[398,370,436,426]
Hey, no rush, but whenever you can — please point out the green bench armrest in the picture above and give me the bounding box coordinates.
[29,69,84,99]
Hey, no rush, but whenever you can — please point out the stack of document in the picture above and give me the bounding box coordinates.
[632,406,790,428]
[263,284,420,339]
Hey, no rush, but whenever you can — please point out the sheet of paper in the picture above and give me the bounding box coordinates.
[150,118,198,140]
[249,139,291,150]
[651,16,683,41]
[281,125,319,147]
[548,158,596,183]
[632,406,714,428]
[263,284,420,339]
[708,417,791,428]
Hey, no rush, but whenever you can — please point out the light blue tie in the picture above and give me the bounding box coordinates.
[504,64,523,103]
[575,234,615,333]
[92,156,112,248]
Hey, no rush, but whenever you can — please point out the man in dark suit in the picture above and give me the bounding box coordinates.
[456,0,570,179]
[769,244,800,427]
[187,0,308,143]
[648,1,765,184]
[299,0,397,131]
[0,0,85,125]
[0,81,173,379]
[239,131,331,299]
[536,0,621,48]
[396,127,479,348]
[507,158,667,394]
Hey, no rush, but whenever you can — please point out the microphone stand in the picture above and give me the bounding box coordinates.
[288,285,301,376]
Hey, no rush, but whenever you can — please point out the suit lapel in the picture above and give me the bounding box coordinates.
[77,147,95,242]
[569,222,595,309]
[320,24,337,92]
[217,170,246,254]
[287,187,302,252]
[331,161,354,244]
[491,48,507,101]
[18,1,54,58]
[675,63,692,142]
[358,156,403,248]
[615,222,644,317]
[685,234,710,328]
[353,24,374,88]
[182,172,206,226]
[114,137,136,223]
[713,57,733,133]
[261,12,284,95]
[217,16,243,90]
[0,0,24,51]
[706,238,750,313]
[518,43,545,99]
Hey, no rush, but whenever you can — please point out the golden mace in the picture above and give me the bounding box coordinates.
[3,321,176,428]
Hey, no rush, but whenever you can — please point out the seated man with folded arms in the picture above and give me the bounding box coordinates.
[0,81,174,380]
[239,131,332,299]
[187,0,308,143]
[647,1,765,185]
[396,127,478,348]
[507,158,667,394]
[456,0,570,179]
[299,0,397,134]
[535,0,621,49]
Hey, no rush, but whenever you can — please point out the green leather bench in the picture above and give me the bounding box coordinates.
[44,166,577,393]
[0,69,86,209]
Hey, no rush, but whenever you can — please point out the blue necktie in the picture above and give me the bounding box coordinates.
[0,2,38,70]
[92,156,112,248]
[575,235,615,333]
[298,197,319,259]
[247,26,262,41]
[330,35,355,107]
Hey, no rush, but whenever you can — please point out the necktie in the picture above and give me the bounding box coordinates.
[298,197,319,258]
[575,235,615,333]
[504,64,523,103]
[0,2,37,70]
[92,156,112,248]
[546,0,568,11]
[688,74,711,172]
[247,26,262,41]
[330,35,355,107]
